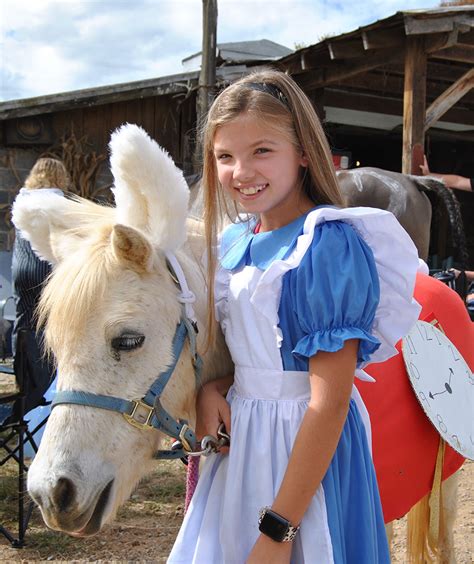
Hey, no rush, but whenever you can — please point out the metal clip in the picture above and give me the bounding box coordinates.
[123,399,155,430]
[178,423,194,452]
[217,423,230,448]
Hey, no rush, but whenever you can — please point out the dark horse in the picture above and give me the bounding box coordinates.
[337,167,469,268]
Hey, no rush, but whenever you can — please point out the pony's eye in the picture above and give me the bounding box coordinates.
[111,333,145,352]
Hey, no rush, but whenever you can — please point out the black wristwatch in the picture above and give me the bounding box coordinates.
[258,507,300,542]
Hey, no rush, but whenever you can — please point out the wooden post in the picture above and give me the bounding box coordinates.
[194,0,217,173]
[402,36,427,175]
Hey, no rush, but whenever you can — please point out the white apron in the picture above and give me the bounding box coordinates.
[169,207,421,564]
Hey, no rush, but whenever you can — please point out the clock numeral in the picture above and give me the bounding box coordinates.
[436,414,447,434]
[409,361,421,380]
[448,344,460,362]
[422,324,433,342]
[418,391,429,404]
[432,326,442,345]
[405,335,417,355]
[451,434,462,451]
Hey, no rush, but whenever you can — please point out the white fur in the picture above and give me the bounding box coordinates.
[12,190,116,264]
[12,190,75,263]
[109,123,190,251]
[22,124,232,536]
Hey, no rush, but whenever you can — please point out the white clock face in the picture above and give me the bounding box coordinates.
[402,321,474,460]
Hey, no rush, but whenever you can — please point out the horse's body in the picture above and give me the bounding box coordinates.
[337,167,468,267]
[13,126,470,562]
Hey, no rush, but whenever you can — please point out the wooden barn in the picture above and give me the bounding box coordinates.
[0,7,472,270]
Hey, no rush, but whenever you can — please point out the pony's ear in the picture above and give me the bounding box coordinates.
[11,190,91,264]
[111,224,153,273]
[109,123,189,252]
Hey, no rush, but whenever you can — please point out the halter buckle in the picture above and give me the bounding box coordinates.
[178,423,193,452]
[123,399,155,430]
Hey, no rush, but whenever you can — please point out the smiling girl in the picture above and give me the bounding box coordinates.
[168,70,422,563]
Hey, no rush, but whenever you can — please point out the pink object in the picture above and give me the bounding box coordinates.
[185,456,200,513]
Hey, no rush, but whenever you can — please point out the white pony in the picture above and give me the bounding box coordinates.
[13,124,464,563]
[13,124,232,536]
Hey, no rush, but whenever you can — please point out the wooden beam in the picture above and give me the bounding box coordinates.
[425,68,474,130]
[284,46,331,74]
[0,66,247,121]
[362,27,406,50]
[324,87,474,126]
[459,29,474,44]
[327,38,365,60]
[402,36,427,175]
[326,89,403,116]
[425,30,460,54]
[431,44,474,64]
[329,69,474,106]
[296,47,404,90]
[0,83,189,120]
[387,59,474,82]
[404,15,472,35]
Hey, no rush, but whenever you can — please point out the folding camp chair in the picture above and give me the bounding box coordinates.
[0,328,52,547]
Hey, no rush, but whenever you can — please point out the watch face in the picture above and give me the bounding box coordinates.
[402,320,473,459]
[259,510,289,542]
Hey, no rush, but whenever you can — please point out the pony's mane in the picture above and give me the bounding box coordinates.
[60,195,116,235]
[38,208,117,355]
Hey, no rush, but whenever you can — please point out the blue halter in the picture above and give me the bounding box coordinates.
[52,261,203,461]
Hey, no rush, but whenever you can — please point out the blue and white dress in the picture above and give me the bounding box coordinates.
[169,206,422,564]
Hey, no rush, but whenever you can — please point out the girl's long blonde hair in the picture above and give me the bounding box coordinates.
[201,69,345,347]
[24,158,71,191]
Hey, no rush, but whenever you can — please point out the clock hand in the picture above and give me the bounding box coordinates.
[429,369,454,398]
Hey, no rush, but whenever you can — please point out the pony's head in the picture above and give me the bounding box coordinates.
[13,125,228,536]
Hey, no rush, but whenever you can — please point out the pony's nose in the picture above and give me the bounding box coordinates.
[51,477,77,512]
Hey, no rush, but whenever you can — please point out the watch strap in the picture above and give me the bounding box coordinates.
[258,507,300,542]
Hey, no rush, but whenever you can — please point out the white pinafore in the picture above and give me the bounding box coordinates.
[168,207,423,564]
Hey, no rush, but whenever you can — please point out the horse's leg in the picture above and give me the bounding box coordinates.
[438,472,458,564]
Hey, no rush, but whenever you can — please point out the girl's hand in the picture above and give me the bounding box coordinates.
[195,376,233,453]
[246,535,292,564]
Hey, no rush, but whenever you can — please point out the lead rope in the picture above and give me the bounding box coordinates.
[184,423,231,512]
[185,456,200,513]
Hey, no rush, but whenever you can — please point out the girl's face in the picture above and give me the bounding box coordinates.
[213,113,312,231]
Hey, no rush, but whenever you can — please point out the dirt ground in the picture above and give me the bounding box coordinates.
[0,457,472,563]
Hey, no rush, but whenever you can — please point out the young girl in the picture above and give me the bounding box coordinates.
[168,69,421,563]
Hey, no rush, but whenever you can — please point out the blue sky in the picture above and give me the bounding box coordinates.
[1,0,439,102]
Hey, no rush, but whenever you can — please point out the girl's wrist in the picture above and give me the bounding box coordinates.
[204,375,233,396]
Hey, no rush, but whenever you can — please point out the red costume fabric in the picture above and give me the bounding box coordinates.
[356,273,472,522]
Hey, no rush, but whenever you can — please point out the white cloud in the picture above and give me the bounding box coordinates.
[0,0,439,101]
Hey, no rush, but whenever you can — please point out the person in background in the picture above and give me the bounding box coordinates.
[420,155,473,313]
[9,157,69,422]
[420,155,473,192]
